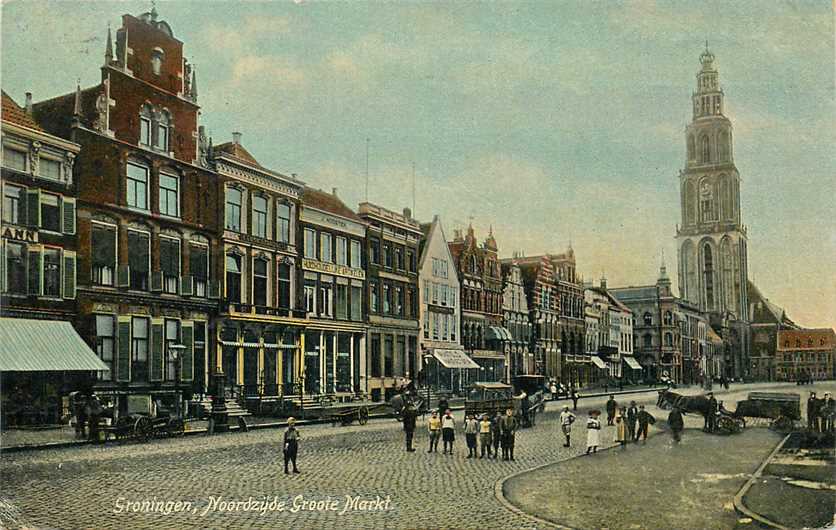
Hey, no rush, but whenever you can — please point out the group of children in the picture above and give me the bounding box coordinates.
[428,408,519,460]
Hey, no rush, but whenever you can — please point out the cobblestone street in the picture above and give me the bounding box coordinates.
[0,382,830,530]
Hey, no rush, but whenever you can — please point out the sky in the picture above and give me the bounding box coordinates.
[2,1,834,329]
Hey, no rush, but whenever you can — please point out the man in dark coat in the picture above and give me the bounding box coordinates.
[605,395,618,426]
[668,407,684,443]
[821,392,835,432]
[636,405,655,442]
[437,397,449,417]
[705,393,718,433]
[402,404,418,452]
[626,400,639,441]
[807,392,820,432]
[570,388,579,411]
[500,408,519,461]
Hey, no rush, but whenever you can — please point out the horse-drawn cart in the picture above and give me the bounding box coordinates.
[733,392,801,431]
[465,382,543,428]
[321,401,394,426]
[104,413,184,443]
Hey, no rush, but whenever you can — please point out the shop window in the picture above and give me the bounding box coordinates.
[370,334,381,378]
[384,335,394,377]
[91,223,116,286]
[159,173,179,217]
[4,242,26,294]
[126,163,149,210]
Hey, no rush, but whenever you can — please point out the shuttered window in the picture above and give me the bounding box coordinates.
[91,224,116,286]
[131,317,149,382]
[159,237,180,294]
[150,319,164,381]
[189,244,208,297]
[117,317,132,382]
[62,251,76,299]
[181,322,194,382]
[62,197,75,234]
[128,231,150,290]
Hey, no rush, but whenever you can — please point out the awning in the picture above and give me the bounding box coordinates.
[624,356,642,370]
[432,348,480,369]
[0,318,109,372]
[591,356,608,369]
[486,326,512,341]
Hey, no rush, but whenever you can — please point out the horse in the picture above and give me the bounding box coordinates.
[656,389,712,419]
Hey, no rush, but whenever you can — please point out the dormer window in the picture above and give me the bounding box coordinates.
[151,48,164,76]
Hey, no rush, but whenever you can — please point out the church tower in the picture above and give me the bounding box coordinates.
[676,46,749,321]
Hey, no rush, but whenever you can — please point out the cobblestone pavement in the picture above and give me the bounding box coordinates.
[0,382,828,530]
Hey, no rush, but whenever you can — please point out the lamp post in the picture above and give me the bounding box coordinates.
[422,353,433,412]
[168,343,186,419]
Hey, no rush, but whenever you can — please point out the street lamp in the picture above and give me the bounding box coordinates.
[422,353,433,412]
[168,343,186,419]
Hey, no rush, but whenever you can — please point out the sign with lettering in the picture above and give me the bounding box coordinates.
[2,226,38,243]
[302,258,365,280]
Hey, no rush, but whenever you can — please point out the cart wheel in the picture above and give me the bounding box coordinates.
[734,419,745,433]
[134,416,153,442]
[358,406,369,425]
[168,418,185,437]
[717,417,734,435]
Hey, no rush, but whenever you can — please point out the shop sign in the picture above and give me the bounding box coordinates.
[2,226,38,243]
[302,258,365,280]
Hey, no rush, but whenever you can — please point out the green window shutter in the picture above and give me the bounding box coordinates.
[150,319,164,381]
[62,198,76,235]
[181,321,194,382]
[62,251,76,299]
[26,189,40,228]
[17,188,28,226]
[27,246,42,295]
[117,317,131,382]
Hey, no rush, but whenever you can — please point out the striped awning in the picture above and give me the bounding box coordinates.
[432,348,480,369]
[591,356,608,369]
[487,326,512,341]
[624,356,642,370]
[0,318,109,372]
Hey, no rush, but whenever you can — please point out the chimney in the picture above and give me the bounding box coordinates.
[232,131,242,145]
[24,92,33,114]
[403,207,412,219]
[332,187,338,197]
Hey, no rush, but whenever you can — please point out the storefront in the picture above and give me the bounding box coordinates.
[426,347,479,394]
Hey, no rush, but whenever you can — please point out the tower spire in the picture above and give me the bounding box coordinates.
[104,24,113,66]
[73,79,82,117]
[190,65,198,100]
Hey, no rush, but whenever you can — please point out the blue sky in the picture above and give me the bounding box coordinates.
[2,1,834,328]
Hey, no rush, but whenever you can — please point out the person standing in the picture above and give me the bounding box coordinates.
[86,394,103,443]
[441,409,456,455]
[615,408,628,448]
[491,411,502,459]
[479,414,493,458]
[570,388,579,411]
[283,417,300,474]
[402,403,418,452]
[606,395,618,426]
[72,392,87,439]
[437,397,450,417]
[464,414,479,458]
[586,410,601,454]
[427,411,441,453]
[705,392,718,433]
[807,392,820,432]
[626,401,639,441]
[668,407,684,443]
[559,406,576,447]
[636,404,655,442]
[822,392,835,432]
[500,408,519,461]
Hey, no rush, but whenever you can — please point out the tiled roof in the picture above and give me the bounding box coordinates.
[1,91,43,131]
[214,141,261,167]
[301,187,362,222]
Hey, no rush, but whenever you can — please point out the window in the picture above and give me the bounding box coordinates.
[277,263,291,309]
[156,112,170,151]
[276,203,291,243]
[664,332,673,348]
[304,278,316,313]
[39,157,61,180]
[126,163,149,210]
[140,116,152,146]
[350,285,362,321]
[423,311,430,339]
[432,283,438,304]
[336,237,347,266]
[406,250,415,273]
[450,287,456,308]
[159,237,180,294]
[319,280,332,317]
[440,283,447,305]
[159,173,179,217]
[132,317,149,382]
[225,254,242,303]
[189,244,208,296]
[384,336,394,377]
[394,285,403,316]
[643,312,652,326]
[128,231,150,290]
[3,184,23,224]
[664,311,673,326]
[3,147,27,171]
[91,224,117,286]
[370,238,380,265]
[433,313,440,340]
[350,240,361,268]
[225,187,242,231]
[643,334,652,349]
[151,49,164,76]
[383,244,391,268]
[370,281,379,313]
[165,319,180,382]
[40,193,61,232]
[4,242,25,294]
[383,283,390,314]
[320,233,333,263]
[336,283,348,319]
[95,315,115,380]
[408,287,417,317]
[252,196,267,238]
[451,317,456,342]
[253,258,268,306]
[395,246,403,270]
[370,334,381,378]
[304,229,316,258]
[704,244,715,308]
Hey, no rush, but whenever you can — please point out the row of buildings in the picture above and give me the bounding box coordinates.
[2,10,833,420]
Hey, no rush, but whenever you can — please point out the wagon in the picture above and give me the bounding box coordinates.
[104,413,184,443]
[321,401,386,427]
[464,382,540,428]
[733,392,801,431]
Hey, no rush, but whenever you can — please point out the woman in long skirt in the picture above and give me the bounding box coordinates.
[615,407,628,449]
[586,410,601,454]
[441,409,456,454]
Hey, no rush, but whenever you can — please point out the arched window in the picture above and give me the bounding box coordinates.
[139,104,153,147]
[687,134,695,161]
[700,135,710,163]
[151,48,164,76]
[643,312,652,326]
[664,311,673,326]
[252,256,268,306]
[703,244,715,309]
[718,131,730,162]
[156,111,170,151]
[664,332,673,347]
[226,253,242,303]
